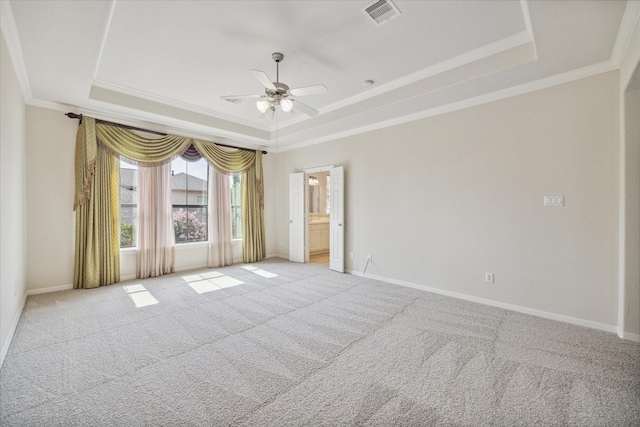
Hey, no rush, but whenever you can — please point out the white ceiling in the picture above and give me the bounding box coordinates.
[2,0,638,151]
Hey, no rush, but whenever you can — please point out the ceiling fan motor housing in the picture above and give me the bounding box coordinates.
[268,82,290,99]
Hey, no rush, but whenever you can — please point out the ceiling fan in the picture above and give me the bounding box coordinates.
[221,52,327,119]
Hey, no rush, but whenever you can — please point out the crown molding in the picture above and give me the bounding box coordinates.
[25,96,268,151]
[92,0,117,80]
[278,30,535,133]
[611,0,640,67]
[79,105,269,150]
[91,79,271,132]
[0,0,33,102]
[519,0,537,59]
[279,60,617,152]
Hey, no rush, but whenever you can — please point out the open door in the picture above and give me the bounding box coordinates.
[329,166,344,272]
[289,173,305,263]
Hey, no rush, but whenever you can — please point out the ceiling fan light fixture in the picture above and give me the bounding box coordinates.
[263,107,276,120]
[281,99,293,112]
[256,99,271,113]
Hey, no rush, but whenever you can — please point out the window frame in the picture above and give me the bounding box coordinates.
[171,157,209,245]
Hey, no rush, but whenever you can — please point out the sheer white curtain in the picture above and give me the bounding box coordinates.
[208,166,233,267]
[137,163,175,278]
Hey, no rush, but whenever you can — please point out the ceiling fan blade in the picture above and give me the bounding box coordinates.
[250,69,277,91]
[289,84,328,97]
[293,99,319,117]
[220,94,261,104]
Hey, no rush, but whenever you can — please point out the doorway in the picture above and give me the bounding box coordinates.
[308,171,331,266]
[289,165,344,272]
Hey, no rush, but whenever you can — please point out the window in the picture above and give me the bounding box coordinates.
[120,163,138,248]
[171,157,208,244]
[231,173,242,239]
[120,158,239,247]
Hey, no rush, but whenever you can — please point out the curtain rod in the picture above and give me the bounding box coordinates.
[65,113,267,155]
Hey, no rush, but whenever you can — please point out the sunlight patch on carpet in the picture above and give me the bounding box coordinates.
[244,264,278,278]
[124,284,158,308]
[183,271,245,293]
[187,279,221,294]
[210,275,244,288]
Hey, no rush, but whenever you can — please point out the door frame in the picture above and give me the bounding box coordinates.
[303,165,334,263]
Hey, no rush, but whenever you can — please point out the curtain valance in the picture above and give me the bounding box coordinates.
[192,139,256,173]
[96,123,191,167]
[74,117,260,210]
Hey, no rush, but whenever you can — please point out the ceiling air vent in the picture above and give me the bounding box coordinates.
[362,0,401,26]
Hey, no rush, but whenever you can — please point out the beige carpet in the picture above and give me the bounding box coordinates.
[1,258,638,426]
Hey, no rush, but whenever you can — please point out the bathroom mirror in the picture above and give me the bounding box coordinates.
[309,177,320,213]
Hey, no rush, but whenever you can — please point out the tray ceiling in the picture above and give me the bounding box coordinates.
[2,0,636,151]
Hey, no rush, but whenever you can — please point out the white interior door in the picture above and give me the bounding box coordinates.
[289,173,305,263]
[329,166,344,272]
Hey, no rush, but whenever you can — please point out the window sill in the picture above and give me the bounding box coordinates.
[175,241,209,249]
[121,239,241,252]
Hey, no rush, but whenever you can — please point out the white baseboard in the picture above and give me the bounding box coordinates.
[26,284,73,295]
[265,253,283,259]
[349,270,622,337]
[621,331,640,342]
[0,291,28,369]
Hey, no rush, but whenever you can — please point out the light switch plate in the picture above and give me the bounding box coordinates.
[544,196,564,207]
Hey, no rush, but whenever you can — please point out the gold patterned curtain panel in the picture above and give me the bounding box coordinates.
[73,116,266,288]
[242,153,265,263]
[74,124,120,288]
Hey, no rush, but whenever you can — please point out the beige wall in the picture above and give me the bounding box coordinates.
[273,71,621,328]
[25,106,77,291]
[1,32,28,363]
[262,151,277,257]
[624,88,640,336]
[619,14,640,338]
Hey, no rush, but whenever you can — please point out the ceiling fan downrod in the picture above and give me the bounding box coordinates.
[272,52,284,83]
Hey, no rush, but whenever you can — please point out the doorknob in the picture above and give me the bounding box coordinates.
[289,220,293,223]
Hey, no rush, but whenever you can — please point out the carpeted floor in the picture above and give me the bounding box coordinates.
[1,258,639,426]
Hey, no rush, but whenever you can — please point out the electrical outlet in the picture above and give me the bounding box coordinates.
[349,252,354,259]
[367,254,372,262]
[485,273,494,283]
